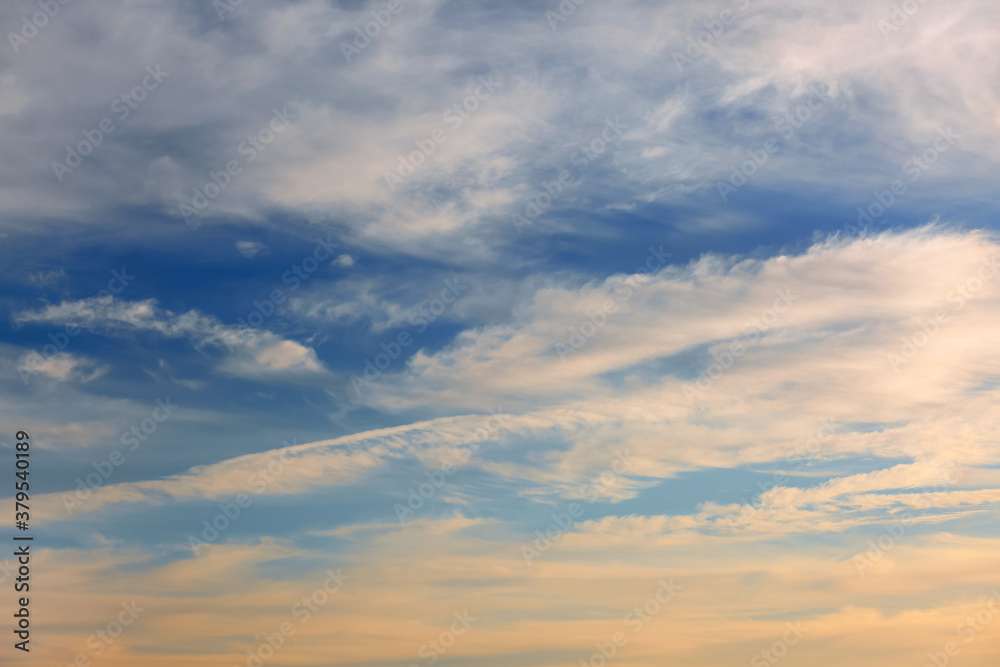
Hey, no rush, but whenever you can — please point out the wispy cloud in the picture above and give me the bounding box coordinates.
[15,297,333,383]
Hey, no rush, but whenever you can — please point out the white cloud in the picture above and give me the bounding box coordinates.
[367,227,1000,413]
[0,0,994,256]
[14,297,333,385]
[17,352,107,384]
[31,230,1000,541]
[235,240,267,258]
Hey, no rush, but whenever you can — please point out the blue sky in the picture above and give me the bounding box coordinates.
[2,0,1000,665]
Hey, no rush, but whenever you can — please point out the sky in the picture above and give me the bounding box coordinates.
[1,0,1000,665]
